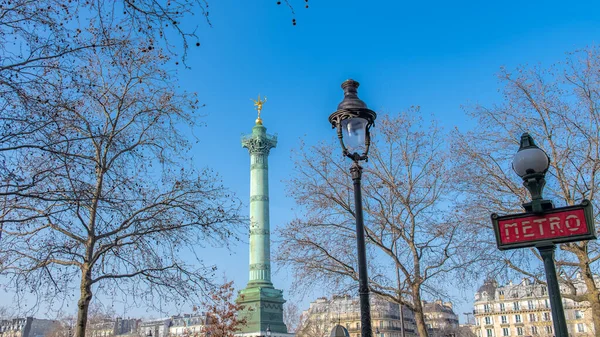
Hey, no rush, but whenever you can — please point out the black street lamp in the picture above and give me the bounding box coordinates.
[512,133,554,214]
[512,132,567,337]
[329,79,377,337]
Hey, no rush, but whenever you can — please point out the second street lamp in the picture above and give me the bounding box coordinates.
[328,79,377,337]
[512,132,567,337]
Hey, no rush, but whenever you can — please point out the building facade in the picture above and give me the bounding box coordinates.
[139,318,172,337]
[88,320,115,337]
[296,294,418,337]
[87,318,139,337]
[473,278,595,337]
[422,300,460,336]
[0,318,58,337]
[168,314,204,337]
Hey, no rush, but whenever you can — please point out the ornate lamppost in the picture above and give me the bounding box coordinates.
[512,132,567,337]
[328,79,377,337]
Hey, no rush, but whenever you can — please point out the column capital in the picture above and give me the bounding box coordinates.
[242,125,277,155]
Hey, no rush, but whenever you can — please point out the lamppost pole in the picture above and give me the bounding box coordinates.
[538,245,568,336]
[329,79,377,337]
[512,133,567,337]
[351,161,372,337]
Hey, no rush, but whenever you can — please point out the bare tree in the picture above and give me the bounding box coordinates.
[295,311,331,337]
[452,46,600,330]
[44,323,70,337]
[200,280,247,337]
[84,302,117,337]
[0,306,13,319]
[0,1,212,180]
[0,30,243,337]
[276,112,480,337]
[283,302,301,333]
[0,0,208,74]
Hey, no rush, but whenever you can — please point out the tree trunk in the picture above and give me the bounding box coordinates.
[411,287,429,337]
[588,292,600,337]
[581,265,600,335]
[566,243,600,335]
[75,265,93,337]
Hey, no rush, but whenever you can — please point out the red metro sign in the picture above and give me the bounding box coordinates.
[491,200,597,250]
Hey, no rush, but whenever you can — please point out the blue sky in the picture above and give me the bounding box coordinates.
[5,0,600,324]
[176,0,600,324]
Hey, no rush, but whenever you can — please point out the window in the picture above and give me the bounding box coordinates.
[544,299,549,308]
[499,290,505,296]
[541,286,547,295]
[530,326,537,334]
[577,323,585,332]
[502,328,509,336]
[575,310,584,319]
[499,303,505,312]
[487,329,493,337]
[484,304,491,313]
[545,326,552,334]
[501,316,507,324]
[514,315,521,323]
[528,313,536,322]
[356,323,360,329]
[527,301,534,310]
[485,317,492,325]
[379,321,383,329]
[516,327,523,336]
[543,312,551,321]
[513,302,520,310]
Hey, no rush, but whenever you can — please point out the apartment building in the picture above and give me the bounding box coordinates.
[422,300,460,336]
[168,314,204,337]
[473,278,594,337]
[297,294,425,337]
[0,318,58,337]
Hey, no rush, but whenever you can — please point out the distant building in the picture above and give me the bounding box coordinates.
[422,300,459,336]
[473,277,595,336]
[296,294,418,337]
[88,320,115,337]
[113,318,139,336]
[168,314,204,337]
[139,318,171,337]
[0,317,58,337]
[87,318,139,337]
[455,325,477,337]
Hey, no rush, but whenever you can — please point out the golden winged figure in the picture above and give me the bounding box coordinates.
[251,94,267,124]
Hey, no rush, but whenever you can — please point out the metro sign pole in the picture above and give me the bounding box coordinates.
[490,133,597,337]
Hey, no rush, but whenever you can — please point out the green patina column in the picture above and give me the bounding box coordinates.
[237,100,288,337]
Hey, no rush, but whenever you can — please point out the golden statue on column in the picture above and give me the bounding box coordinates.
[251,94,267,125]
